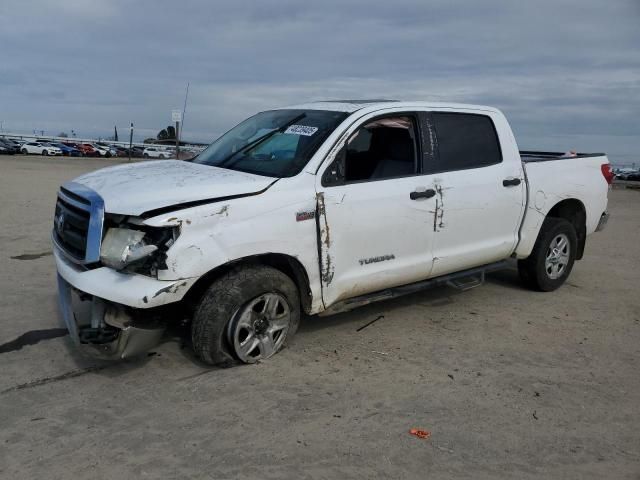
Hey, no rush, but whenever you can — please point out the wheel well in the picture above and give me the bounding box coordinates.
[546,199,587,259]
[182,253,313,315]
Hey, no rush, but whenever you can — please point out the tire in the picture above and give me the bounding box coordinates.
[191,265,301,366]
[518,217,577,292]
[143,153,149,158]
[21,148,28,154]
[42,150,47,156]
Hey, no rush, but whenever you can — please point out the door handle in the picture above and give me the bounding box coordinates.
[502,178,521,187]
[410,189,436,200]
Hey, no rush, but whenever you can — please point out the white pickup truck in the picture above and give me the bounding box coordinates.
[53,100,612,365]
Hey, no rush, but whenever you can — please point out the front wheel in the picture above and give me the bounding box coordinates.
[191,265,301,366]
[42,150,48,156]
[518,217,577,291]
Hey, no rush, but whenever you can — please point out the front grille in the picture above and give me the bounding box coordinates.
[54,197,90,259]
[53,182,105,264]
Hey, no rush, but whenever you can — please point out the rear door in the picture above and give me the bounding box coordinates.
[421,111,526,276]
[315,112,436,306]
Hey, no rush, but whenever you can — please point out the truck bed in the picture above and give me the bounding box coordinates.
[520,150,606,163]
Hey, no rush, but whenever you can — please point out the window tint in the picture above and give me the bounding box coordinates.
[428,113,501,173]
[343,116,418,182]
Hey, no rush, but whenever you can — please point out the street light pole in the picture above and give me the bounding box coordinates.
[128,122,133,163]
[175,120,180,159]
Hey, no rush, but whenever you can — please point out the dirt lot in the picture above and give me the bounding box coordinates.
[1,155,639,479]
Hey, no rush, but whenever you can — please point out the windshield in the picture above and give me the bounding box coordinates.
[193,109,348,177]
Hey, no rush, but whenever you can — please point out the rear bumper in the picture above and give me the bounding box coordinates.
[57,274,166,360]
[596,211,610,232]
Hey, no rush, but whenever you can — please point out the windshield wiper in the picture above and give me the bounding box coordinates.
[218,113,306,168]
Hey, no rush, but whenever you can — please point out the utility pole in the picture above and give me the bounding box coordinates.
[172,110,182,160]
[128,122,133,163]
[175,120,180,159]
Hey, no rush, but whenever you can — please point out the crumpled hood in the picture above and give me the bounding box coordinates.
[73,160,276,216]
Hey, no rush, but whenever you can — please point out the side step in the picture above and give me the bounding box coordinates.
[321,260,509,316]
[447,272,485,291]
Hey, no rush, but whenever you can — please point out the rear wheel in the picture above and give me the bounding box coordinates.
[21,148,28,154]
[191,265,300,366]
[518,217,577,291]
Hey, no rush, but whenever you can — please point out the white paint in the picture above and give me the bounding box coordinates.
[74,160,276,216]
[58,101,609,315]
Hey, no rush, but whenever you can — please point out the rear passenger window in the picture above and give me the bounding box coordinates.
[428,113,502,173]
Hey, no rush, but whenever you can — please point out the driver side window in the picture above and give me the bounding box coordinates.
[323,115,418,185]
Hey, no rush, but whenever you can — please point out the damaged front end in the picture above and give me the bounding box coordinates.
[57,274,166,360]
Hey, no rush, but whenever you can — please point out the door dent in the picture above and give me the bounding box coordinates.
[316,192,335,285]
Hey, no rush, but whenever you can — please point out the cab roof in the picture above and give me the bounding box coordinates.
[284,99,498,114]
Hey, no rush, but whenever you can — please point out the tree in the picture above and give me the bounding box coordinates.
[58,132,69,138]
[157,125,176,141]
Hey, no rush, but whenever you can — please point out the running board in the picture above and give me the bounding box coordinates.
[447,272,485,291]
[320,260,509,316]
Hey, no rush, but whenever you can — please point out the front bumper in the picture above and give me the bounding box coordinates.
[57,274,166,359]
[54,244,197,359]
[596,211,610,232]
[53,244,197,308]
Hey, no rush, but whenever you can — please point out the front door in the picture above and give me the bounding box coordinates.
[315,113,436,307]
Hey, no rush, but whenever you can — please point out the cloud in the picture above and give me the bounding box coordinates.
[0,0,638,164]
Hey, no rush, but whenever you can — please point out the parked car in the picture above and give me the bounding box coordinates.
[75,143,98,156]
[0,144,13,155]
[50,142,82,157]
[95,143,118,157]
[615,168,639,180]
[143,146,172,159]
[130,146,146,157]
[21,142,62,155]
[89,144,111,157]
[112,146,129,157]
[53,100,611,364]
[0,138,20,154]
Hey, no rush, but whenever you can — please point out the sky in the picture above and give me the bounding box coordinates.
[0,0,638,165]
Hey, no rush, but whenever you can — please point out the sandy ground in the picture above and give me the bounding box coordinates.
[0,155,639,479]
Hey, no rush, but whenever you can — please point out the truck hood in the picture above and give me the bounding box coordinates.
[73,160,276,216]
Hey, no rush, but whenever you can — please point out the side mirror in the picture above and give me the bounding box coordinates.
[321,147,346,187]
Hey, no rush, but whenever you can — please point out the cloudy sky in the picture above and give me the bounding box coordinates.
[1,0,638,165]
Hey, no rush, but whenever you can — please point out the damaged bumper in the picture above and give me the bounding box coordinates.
[53,245,197,308]
[57,274,166,359]
[54,246,196,359]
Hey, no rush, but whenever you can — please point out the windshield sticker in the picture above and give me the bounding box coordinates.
[285,125,318,136]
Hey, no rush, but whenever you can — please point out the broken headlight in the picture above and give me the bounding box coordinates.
[100,224,177,275]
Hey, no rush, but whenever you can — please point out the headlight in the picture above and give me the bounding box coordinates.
[100,228,158,270]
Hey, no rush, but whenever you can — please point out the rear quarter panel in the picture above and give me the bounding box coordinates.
[515,155,609,258]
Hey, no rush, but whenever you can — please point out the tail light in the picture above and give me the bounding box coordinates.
[601,164,614,184]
